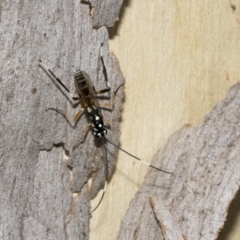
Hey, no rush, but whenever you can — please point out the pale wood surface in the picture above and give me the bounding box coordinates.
[91,0,240,239]
[117,81,240,239]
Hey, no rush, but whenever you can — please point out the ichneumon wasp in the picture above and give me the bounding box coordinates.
[39,44,172,212]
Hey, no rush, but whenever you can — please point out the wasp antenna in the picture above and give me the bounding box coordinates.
[91,144,108,213]
[105,138,172,175]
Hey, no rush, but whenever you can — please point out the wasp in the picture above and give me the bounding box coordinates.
[39,45,172,212]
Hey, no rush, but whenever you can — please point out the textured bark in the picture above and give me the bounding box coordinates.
[118,82,240,240]
[0,1,124,239]
[89,0,123,28]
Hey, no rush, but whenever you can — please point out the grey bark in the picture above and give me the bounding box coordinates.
[118,82,240,240]
[0,1,124,239]
[89,0,123,28]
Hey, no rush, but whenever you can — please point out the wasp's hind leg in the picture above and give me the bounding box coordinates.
[94,44,112,95]
[95,44,124,109]
[47,108,85,127]
[73,124,91,150]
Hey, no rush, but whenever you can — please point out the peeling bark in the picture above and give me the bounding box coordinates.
[118,82,240,239]
[89,0,123,28]
[0,1,124,239]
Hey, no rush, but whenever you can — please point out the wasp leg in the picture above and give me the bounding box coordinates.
[103,120,110,128]
[94,87,110,95]
[98,83,124,110]
[73,124,91,150]
[96,43,124,99]
[47,108,84,127]
[39,60,79,101]
[98,101,113,110]
[95,44,111,95]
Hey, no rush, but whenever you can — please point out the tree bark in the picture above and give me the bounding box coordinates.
[89,0,123,28]
[0,1,124,239]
